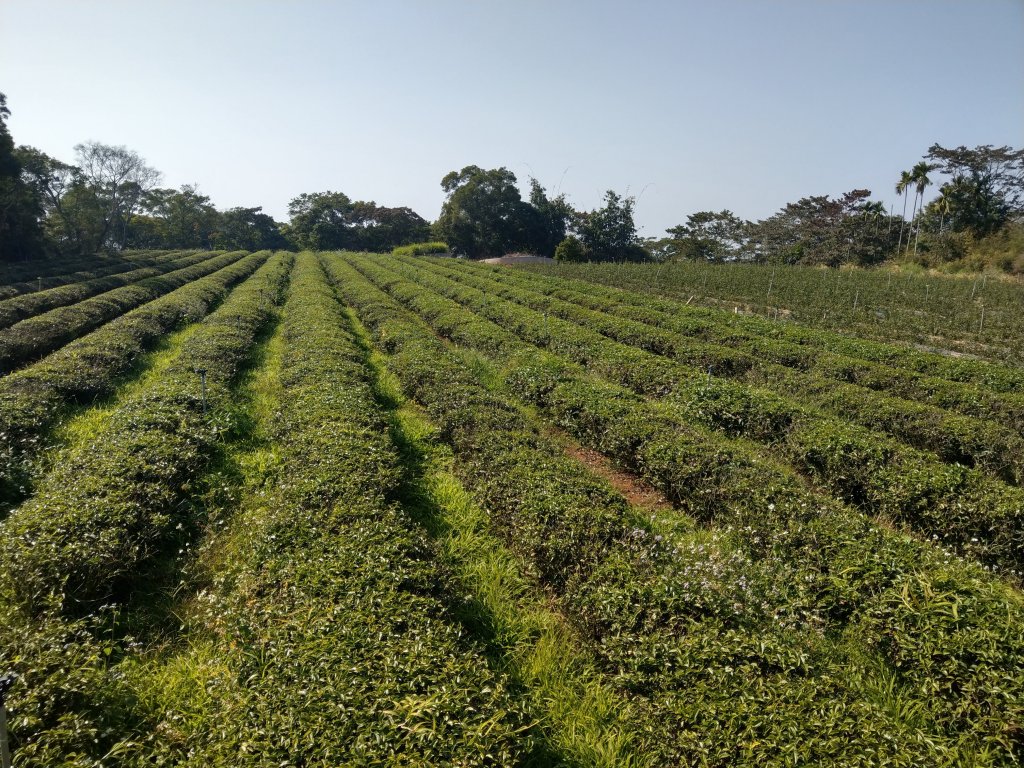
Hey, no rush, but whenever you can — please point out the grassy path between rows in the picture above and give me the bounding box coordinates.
[333,251,1024,765]
[51,323,204,459]
[119,308,288,761]
[0,325,202,517]
[346,306,652,767]
[0,255,291,765]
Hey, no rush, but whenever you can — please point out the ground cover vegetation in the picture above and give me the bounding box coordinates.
[0,249,1021,764]
[0,250,249,374]
[387,256,1024,576]
[330,252,1024,766]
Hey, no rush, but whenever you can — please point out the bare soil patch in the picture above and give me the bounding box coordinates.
[540,423,676,515]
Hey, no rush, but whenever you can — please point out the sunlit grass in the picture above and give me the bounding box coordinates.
[52,323,203,449]
[348,307,654,767]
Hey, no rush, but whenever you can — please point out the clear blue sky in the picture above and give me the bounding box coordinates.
[2,0,1022,238]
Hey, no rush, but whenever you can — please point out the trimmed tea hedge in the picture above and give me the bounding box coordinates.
[0,251,270,505]
[149,252,534,765]
[0,250,208,329]
[378,256,1024,575]
[334,252,1024,766]
[420,257,1024,484]
[0,250,250,374]
[0,253,291,614]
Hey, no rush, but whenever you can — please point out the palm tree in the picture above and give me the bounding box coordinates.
[895,169,913,254]
[910,161,935,258]
[936,188,952,233]
[858,200,886,263]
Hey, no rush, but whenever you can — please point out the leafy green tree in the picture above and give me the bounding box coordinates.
[554,235,587,262]
[934,189,952,233]
[122,212,166,249]
[126,185,219,249]
[72,141,161,252]
[923,143,1024,237]
[434,166,535,258]
[576,190,647,262]
[347,202,430,251]
[524,178,574,257]
[158,185,219,249]
[19,142,160,254]
[213,206,289,251]
[853,200,893,266]
[0,93,44,261]
[664,210,747,262]
[744,189,898,266]
[288,191,357,250]
[19,147,90,254]
[288,191,429,252]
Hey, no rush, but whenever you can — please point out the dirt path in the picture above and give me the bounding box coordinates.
[539,422,676,515]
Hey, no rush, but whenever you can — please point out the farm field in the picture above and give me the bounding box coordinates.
[521,260,1024,367]
[0,251,1022,767]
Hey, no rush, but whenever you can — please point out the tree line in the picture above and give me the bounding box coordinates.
[0,93,436,261]
[654,145,1024,268]
[0,85,647,264]
[2,90,1021,268]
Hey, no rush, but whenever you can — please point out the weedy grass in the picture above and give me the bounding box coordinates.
[392,241,450,256]
[51,324,202,450]
[390,255,1024,576]
[337,251,1024,766]
[121,253,541,766]
[0,254,292,764]
[347,304,654,767]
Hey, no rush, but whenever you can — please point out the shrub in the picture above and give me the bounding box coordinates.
[391,241,449,257]
[554,235,587,262]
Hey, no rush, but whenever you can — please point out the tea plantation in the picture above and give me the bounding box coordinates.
[0,251,1022,766]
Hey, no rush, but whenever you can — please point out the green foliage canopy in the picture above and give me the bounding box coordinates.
[0,93,44,261]
[664,209,748,262]
[576,190,647,262]
[923,144,1024,238]
[743,189,898,266]
[434,166,534,258]
[288,191,429,252]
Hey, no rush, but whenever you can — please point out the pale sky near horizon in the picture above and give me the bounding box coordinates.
[2,0,1022,238]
